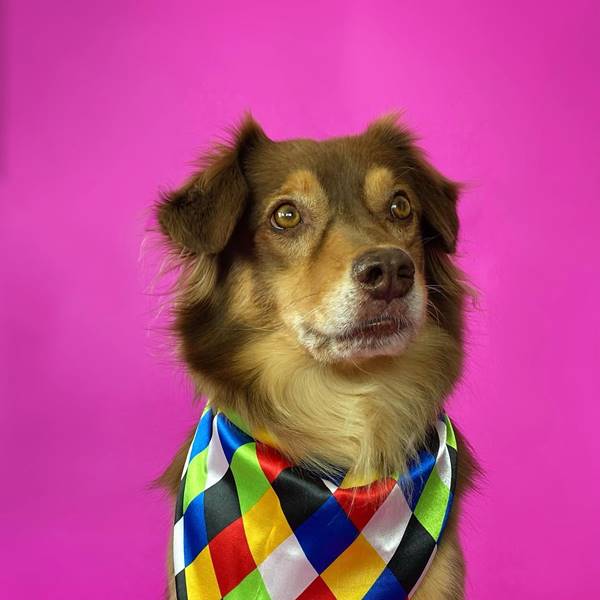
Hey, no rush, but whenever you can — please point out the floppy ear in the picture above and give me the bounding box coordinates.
[157,114,268,255]
[366,113,460,254]
[411,155,460,254]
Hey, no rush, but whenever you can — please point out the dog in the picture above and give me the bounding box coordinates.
[156,113,475,599]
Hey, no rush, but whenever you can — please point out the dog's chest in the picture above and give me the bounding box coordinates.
[173,408,457,599]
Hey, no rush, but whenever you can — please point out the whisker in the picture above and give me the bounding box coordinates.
[426,299,443,327]
[426,284,450,301]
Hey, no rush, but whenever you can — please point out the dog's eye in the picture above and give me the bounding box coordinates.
[390,192,412,220]
[271,203,301,230]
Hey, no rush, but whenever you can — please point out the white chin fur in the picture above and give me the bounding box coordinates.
[302,324,418,363]
[291,284,427,363]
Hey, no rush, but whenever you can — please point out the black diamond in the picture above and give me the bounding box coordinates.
[175,471,186,522]
[272,467,332,530]
[388,515,436,593]
[175,569,188,600]
[447,445,458,493]
[203,468,241,541]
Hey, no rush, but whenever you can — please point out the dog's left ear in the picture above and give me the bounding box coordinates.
[411,155,460,255]
[366,114,460,254]
[157,114,268,255]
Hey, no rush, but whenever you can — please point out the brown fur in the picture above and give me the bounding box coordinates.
[156,112,475,599]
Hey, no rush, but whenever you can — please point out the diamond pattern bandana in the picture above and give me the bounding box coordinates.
[173,406,457,599]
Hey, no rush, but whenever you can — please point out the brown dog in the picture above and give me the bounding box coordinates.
[157,113,475,599]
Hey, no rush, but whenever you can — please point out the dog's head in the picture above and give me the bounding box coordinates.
[158,113,464,392]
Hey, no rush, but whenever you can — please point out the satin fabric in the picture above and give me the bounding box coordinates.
[173,407,457,599]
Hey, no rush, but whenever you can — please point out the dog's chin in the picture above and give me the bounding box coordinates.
[298,315,422,364]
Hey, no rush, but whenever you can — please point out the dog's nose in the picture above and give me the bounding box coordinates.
[352,248,415,301]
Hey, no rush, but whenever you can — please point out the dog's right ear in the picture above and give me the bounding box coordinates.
[157,114,268,255]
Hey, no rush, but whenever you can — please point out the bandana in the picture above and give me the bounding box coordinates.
[173,406,457,600]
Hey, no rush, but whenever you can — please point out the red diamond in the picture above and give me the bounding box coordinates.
[333,478,396,530]
[208,517,256,596]
[297,576,336,599]
[256,442,294,483]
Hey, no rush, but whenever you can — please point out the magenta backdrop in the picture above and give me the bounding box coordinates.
[2,1,599,598]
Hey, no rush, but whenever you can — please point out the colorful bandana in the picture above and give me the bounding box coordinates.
[173,407,457,600]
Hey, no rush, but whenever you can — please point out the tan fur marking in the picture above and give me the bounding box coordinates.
[227,263,261,322]
[363,165,396,212]
[267,168,327,211]
[281,169,322,197]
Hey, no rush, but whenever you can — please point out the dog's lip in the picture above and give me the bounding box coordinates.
[334,316,405,341]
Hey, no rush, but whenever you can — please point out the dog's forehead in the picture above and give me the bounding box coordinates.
[246,134,400,207]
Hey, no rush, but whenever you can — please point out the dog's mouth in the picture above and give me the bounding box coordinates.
[290,286,427,362]
[298,312,418,362]
[334,316,406,342]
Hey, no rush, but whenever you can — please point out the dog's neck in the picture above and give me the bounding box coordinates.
[197,321,461,479]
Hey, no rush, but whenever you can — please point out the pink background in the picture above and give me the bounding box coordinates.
[1,1,599,598]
